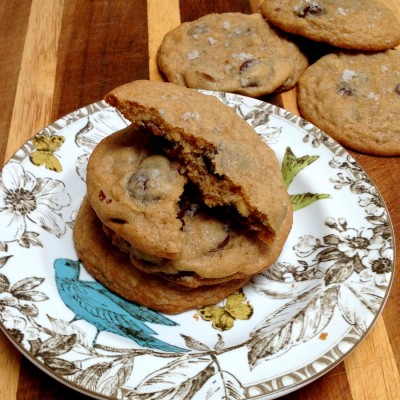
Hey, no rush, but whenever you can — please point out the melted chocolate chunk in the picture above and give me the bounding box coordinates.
[209,233,230,253]
[395,83,400,95]
[239,59,259,73]
[338,86,353,96]
[297,3,324,17]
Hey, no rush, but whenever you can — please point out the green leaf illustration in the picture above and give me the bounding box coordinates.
[281,147,319,188]
[290,193,331,211]
[282,147,330,211]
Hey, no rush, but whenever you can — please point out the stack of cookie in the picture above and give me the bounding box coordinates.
[157,2,400,156]
[74,80,293,314]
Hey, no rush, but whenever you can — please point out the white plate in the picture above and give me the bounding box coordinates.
[0,91,394,399]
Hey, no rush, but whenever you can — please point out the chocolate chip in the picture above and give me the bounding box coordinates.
[243,81,259,88]
[239,59,259,73]
[209,233,230,253]
[338,86,353,96]
[99,190,106,201]
[395,83,400,95]
[108,218,127,224]
[297,3,324,17]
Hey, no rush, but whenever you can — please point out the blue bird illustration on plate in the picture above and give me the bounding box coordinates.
[54,258,187,353]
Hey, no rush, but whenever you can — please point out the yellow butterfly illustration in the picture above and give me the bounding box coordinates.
[198,291,253,332]
[29,135,65,172]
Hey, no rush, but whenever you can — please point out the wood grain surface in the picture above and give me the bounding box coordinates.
[0,1,399,399]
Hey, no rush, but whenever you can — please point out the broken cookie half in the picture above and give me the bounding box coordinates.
[104,80,292,245]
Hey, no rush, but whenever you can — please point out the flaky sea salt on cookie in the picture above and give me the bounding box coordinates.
[261,0,400,51]
[297,49,400,156]
[105,80,292,244]
[157,12,308,97]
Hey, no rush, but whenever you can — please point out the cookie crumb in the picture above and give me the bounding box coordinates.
[187,50,200,60]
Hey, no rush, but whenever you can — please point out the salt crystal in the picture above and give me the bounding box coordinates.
[342,69,357,82]
[336,7,347,16]
[222,21,230,30]
[380,65,389,72]
[233,52,253,61]
[208,37,217,45]
[240,77,249,87]
[367,92,379,101]
[183,111,201,121]
[150,169,160,178]
[187,50,199,60]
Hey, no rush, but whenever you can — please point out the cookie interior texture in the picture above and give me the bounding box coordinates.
[105,79,292,245]
[261,0,400,51]
[297,50,400,156]
[74,197,251,314]
[103,197,293,287]
[157,12,308,97]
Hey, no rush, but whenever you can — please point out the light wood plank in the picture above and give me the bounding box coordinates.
[4,0,64,163]
[147,0,181,81]
[0,331,20,400]
[345,316,400,400]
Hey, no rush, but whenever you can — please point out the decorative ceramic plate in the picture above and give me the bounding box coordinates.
[0,91,394,400]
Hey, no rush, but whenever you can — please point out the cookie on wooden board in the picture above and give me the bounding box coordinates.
[261,0,400,51]
[297,49,400,156]
[157,12,308,97]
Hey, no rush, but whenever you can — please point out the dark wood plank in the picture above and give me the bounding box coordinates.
[0,0,32,165]
[53,0,149,120]
[179,0,253,21]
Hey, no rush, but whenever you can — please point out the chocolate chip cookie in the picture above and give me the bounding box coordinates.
[104,193,293,288]
[74,197,251,314]
[157,12,308,97]
[261,0,400,51]
[297,49,400,156]
[86,124,187,259]
[105,80,292,244]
